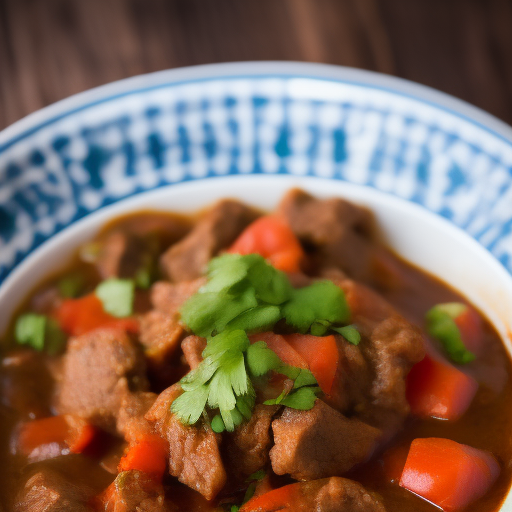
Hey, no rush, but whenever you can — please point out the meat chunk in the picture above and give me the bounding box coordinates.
[242,477,385,512]
[101,470,176,512]
[160,200,258,281]
[95,214,190,280]
[270,400,381,481]
[117,390,158,443]
[139,279,204,368]
[225,404,279,478]
[145,385,227,500]
[339,279,425,435]
[278,189,376,280]
[55,328,148,432]
[13,469,94,512]
[181,336,207,370]
[150,279,204,313]
[1,350,54,419]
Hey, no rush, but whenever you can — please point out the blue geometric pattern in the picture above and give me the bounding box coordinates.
[1,75,512,283]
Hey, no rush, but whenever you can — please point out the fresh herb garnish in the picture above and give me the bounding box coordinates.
[58,273,85,298]
[332,324,361,346]
[174,254,357,431]
[95,278,135,318]
[425,303,475,364]
[15,314,66,354]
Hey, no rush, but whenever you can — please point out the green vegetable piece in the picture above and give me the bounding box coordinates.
[433,302,468,318]
[236,391,255,421]
[205,253,251,293]
[310,322,328,336]
[280,386,320,410]
[293,369,318,389]
[58,273,85,298]
[246,340,282,377]
[15,314,46,351]
[226,305,282,334]
[243,482,257,505]
[171,385,209,425]
[203,330,250,360]
[426,304,475,364]
[211,414,225,433]
[333,324,361,346]
[95,278,135,318]
[282,281,350,334]
[247,469,266,482]
[231,506,240,512]
[246,256,292,305]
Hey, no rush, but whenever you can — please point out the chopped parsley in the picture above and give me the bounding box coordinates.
[15,313,66,355]
[173,254,358,431]
[425,302,475,364]
[95,278,135,318]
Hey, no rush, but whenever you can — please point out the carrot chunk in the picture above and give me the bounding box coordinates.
[241,482,298,511]
[118,434,168,479]
[400,438,500,511]
[283,334,339,395]
[56,293,139,336]
[406,354,478,421]
[228,215,304,273]
[18,415,96,456]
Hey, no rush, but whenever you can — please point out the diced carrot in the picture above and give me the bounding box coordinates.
[240,483,298,511]
[406,354,478,421]
[454,306,483,356]
[381,444,410,484]
[56,293,139,336]
[227,215,304,273]
[118,434,168,479]
[283,334,339,395]
[18,415,96,456]
[400,438,500,511]
[249,332,308,370]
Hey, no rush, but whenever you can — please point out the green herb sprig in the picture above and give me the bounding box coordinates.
[172,254,358,431]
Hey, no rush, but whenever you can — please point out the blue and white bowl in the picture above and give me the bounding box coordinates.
[1,62,512,509]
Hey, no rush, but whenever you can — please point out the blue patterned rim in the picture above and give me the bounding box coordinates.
[1,62,512,284]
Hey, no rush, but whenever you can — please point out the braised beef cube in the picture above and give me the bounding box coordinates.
[225,404,279,478]
[278,189,376,280]
[101,470,176,512]
[1,350,54,419]
[145,384,227,500]
[160,200,258,281]
[338,278,425,435]
[150,279,204,313]
[139,310,183,363]
[181,335,206,370]
[13,468,95,512]
[270,400,381,481]
[55,328,148,432]
[117,390,158,444]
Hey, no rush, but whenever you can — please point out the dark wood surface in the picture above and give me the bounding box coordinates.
[1,0,512,131]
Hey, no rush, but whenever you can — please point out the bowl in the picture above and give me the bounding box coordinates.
[1,62,512,509]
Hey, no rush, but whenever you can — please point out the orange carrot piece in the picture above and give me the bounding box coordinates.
[56,293,139,336]
[118,435,168,479]
[406,354,478,421]
[18,415,95,456]
[228,215,304,273]
[241,483,298,511]
[249,332,308,370]
[284,334,339,395]
[400,438,500,511]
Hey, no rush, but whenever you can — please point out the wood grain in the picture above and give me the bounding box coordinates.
[0,0,511,130]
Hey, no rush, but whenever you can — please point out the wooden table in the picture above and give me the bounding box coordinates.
[1,0,511,130]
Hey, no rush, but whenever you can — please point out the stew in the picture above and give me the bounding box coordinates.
[1,189,511,512]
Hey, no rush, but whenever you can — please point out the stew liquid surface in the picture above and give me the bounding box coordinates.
[0,189,511,512]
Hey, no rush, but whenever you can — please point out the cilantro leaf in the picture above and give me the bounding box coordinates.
[211,414,225,433]
[293,369,318,389]
[226,305,282,334]
[15,314,46,351]
[246,257,292,305]
[264,386,320,410]
[58,273,85,298]
[426,304,475,364]
[95,278,135,318]
[171,385,209,425]
[205,253,251,293]
[246,340,282,377]
[15,314,67,355]
[247,470,266,482]
[333,324,361,345]
[282,281,349,333]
